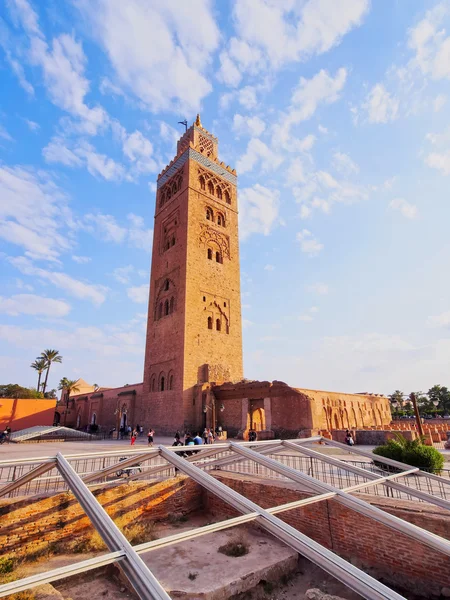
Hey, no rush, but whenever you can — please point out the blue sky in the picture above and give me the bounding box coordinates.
[1,0,450,396]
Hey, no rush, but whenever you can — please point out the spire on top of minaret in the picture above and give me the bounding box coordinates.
[195,113,202,127]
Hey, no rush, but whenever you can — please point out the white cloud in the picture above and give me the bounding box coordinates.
[127,213,153,252]
[318,124,328,134]
[232,114,266,138]
[425,151,450,176]
[30,33,107,134]
[220,0,368,81]
[0,165,71,261]
[127,284,149,304]
[293,165,368,219]
[121,130,157,175]
[296,229,324,257]
[73,141,125,181]
[264,264,275,271]
[84,213,153,252]
[72,255,91,264]
[24,118,40,131]
[407,3,450,81]
[298,314,313,322]
[77,0,220,113]
[389,198,418,219]
[0,125,13,141]
[434,94,447,112]
[43,137,83,167]
[10,256,107,305]
[332,152,359,175]
[85,213,127,243]
[363,83,399,123]
[427,311,450,327]
[113,265,135,284]
[0,294,71,317]
[275,68,347,150]
[237,138,283,174]
[239,184,280,240]
[307,283,329,295]
[15,278,33,292]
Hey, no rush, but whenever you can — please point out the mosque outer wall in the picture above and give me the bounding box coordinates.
[69,379,391,437]
[212,381,391,438]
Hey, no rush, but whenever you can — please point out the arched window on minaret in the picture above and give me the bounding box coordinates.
[216,251,222,264]
[207,248,213,260]
[216,187,222,200]
[207,316,213,330]
[164,300,169,316]
[208,181,214,195]
[199,176,205,190]
[224,190,231,204]
[206,208,213,221]
[216,318,221,332]
[160,376,165,392]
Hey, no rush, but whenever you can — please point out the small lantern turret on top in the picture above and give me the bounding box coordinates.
[176,114,218,159]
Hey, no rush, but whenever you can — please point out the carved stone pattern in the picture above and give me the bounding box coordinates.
[159,170,183,208]
[199,224,231,259]
[208,363,231,382]
[197,166,232,197]
[198,134,214,156]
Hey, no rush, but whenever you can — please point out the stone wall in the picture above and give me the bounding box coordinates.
[0,398,57,432]
[205,473,450,598]
[0,476,202,557]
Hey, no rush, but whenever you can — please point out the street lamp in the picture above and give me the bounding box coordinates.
[203,399,224,431]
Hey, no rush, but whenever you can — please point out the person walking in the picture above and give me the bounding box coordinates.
[147,428,155,447]
[131,429,137,446]
[207,428,214,444]
[203,428,208,445]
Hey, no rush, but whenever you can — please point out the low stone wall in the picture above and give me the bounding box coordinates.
[205,472,450,598]
[0,476,202,557]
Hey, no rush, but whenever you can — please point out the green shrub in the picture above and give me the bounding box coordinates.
[403,444,444,473]
[0,556,15,574]
[373,434,444,474]
[373,439,404,463]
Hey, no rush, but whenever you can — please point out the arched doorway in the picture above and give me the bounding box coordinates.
[53,411,60,426]
[333,413,340,429]
[251,408,265,432]
[91,413,97,425]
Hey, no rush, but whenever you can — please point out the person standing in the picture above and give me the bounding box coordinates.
[131,429,137,446]
[203,428,208,445]
[207,428,214,444]
[147,428,155,447]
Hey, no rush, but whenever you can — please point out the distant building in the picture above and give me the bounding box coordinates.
[69,117,390,437]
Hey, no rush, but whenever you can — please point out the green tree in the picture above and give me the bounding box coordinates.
[58,378,80,426]
[389,390,404,409]
[0,384,43,399]
[428,385,450,413]
[30,358,47,391]
[40,350,62,394]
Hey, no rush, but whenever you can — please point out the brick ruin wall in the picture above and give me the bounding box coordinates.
[205,473,450,598]
[0,477,202,557]
[2,473,450,597]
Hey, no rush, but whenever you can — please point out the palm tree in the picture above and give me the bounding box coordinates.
[41,349,63,394]
[30,358,47,392]
[58,378,80,426]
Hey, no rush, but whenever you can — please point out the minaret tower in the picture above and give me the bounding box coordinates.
[143,115,243,432]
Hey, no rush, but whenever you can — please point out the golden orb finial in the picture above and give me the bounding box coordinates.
[195,113,202,127]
